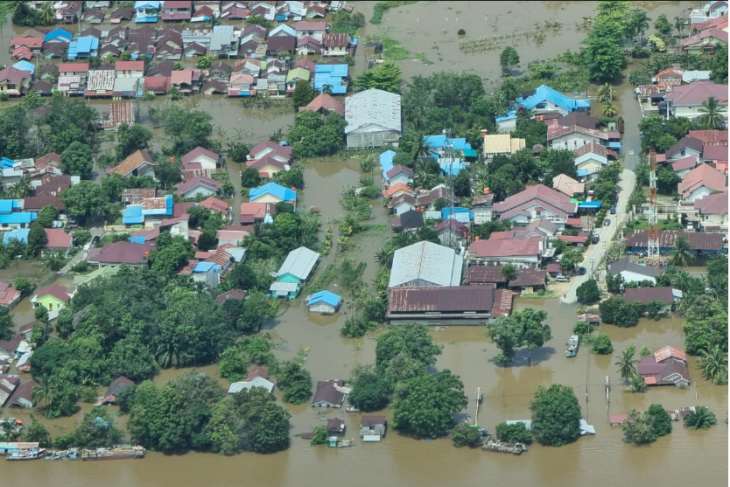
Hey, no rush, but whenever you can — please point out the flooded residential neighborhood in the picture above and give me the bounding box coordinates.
[0,1,727,486]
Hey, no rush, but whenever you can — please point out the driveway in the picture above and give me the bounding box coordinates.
[561,168,637,304]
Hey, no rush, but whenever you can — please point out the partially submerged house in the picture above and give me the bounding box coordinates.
[249,182,297,205]
[111,150,156,179]
[96,376,134,405]
[306,290,342,314]
[269,246,320,299]
[388,241,463,288]
[386,285,514,322]
[638,346,690,387]
[311,379,349,408]
[493,184,577,229]
[31,284,72,319]
[467,236,544,269]
[360,415,387,440]
[623,287,675,313]
[624,230,725,256]
[345,89,402,149]
[607,258,662,285]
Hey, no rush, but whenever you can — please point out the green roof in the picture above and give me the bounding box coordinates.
[286,67,311,83]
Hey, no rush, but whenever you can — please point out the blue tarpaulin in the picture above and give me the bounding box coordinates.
[578,201,602,209]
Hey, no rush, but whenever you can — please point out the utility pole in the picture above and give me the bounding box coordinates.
[648,149,659,266]
[605,375,610,413]
[442,128,456,249]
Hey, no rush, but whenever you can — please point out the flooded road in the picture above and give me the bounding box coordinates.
[3,2,728,487]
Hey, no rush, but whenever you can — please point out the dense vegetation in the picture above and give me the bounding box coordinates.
[530,384,581,446]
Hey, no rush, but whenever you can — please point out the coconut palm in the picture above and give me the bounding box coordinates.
[698,346,728,385]
[597,83,613,102]
[615,348,638,380]
[37,2,55,25]
[672,271,692,293]
[668,236,694,267]
[673,16,684,38]
[208,13,221,28]
[31,379,58,408]
[625,373,647,393]
[630,8,651,44]
[698,97,727,130]
[684,406,718,430]
[601,101,617,118]
[155,342,180,368]
[411,133,436,161]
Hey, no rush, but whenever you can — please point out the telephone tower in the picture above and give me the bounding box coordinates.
[647,149,659,266]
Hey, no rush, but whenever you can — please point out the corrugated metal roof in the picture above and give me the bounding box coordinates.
[344,89,401,135]
[389,241,463,288]
[277,246,320,281]
[307,290,341,307]
[387,286,493,313]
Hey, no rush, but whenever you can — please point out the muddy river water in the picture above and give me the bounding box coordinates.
[3,1,728,486]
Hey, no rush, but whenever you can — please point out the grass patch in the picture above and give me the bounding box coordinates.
[370,1,418,24]
[371,29,409,60]
[360,224,387,235]
[416,52,433,65]
[623,219,684,231]
[515,290,555,299]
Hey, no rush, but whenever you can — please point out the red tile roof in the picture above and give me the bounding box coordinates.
[45,228,72,250]
[689,130,728,146]
[664,81,729,106]
[654,345,686,363]
[35,284,71,302]
[300,93,345,116]
[383,182,415,198]
[144,76,170,92]
[694,190,728,215]
[493,184,576,219]
[176,176,219,195]
[385,164,413,179]
[10,37,42,49]
[677,163,727,197]
[181,146,219,165]
[0,283,21,306]
[88,241,153,265]
[468,236,542,258]
[199,196,229,214]
[115,60,144,72]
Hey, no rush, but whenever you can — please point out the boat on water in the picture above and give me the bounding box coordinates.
[81,446,145,461]
[566,335,579,357]
[6,449,46,461]
[482,439,527,455]
[45,448,79,460]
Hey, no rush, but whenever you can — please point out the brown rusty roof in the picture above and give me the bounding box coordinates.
[388,286,494,313]
[112,150,154,177]
[623,286,674,306]
[312,379,346,407]
[508,269,547,288]
[466,266,505,284]
[491,289,514,317]
[623,230,724,251]
[122,188,157,205]
[361,415,386,427]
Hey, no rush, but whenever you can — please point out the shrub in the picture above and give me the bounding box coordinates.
[458,29,466,35]
[495,421,533,444]
[591,333,613,354]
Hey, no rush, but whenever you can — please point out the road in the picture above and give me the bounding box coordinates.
[562,168,637,304]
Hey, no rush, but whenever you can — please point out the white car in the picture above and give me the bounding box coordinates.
[555,275,571,282]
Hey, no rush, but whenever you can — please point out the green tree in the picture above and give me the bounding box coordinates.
[573,321,593,340]
[108,337,159,382]
[542,148,578,181]
[0,305,13,340]
[116,123,153,162]
[36,205,60,228]
[710,46,728,84]
[453,170,471,197]
[13,277,32,297]
[61,181,109,226]
[591,333,613,354]
[34,304,49,323]
[392,370,468,439]
[348,372,390,411]
[640,346,651,356]
[582,16,626,82]
[647,404,672,436]
[61,141,94,179]
[277,360,312,404]
[149,232,195,277]
[601,101,617,118]
[625,373,647,393]
[530,384,581,447]
[654,14,671,35]
[698,96,727,130]
[501,264,517,281]
[128,381,189,452]
[292,80,316,111]
[683,406,717,430]
[629,8,651,43]
[353,60,402,93]
[375,323,442,374]
[622,409,657,444]
[310,426,328,445]
[240,167,261,188]
[596,83,613,102]
[576,279,600,303]
[499,46,520,75]
[26,222,48,257]
[559,248,584,273]
[668,236,693,267]
[605,273,624,294]
[615,347,638,380]
[698,346,728,385]
[485,309,551,366]
[452,422,483,447]
[22,415,52,447]
[218,347,247,382]
[72,406,124,448]
[495,421,533,444]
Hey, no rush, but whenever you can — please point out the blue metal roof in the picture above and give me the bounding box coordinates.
[0,200,14,214]
[440,159,465,176]
[577,169,588,177]
[464,149,478,158]
[194,262,215,272]
[313,64,348,95]
[0,212,36,225]
[249,182,297,203]
[3,228,29,245]
[380,150,395,180]
[0,158,15,169]
[43,28,73,43]
[517,85,590,113]
[578,201,602,209]
[123,205,144,225]
[307,290,341,307]
[12,61,34,75]
[135,1,161,7]
[607,142,622,149]
[442,207,471,221]
[496,110,518,122]
[129,236,146,244]
[75,37,99,53]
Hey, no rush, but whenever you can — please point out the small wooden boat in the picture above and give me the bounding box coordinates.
[482,439,527,455]
[6,449,45,461]
[566,335,579,357]
[81,446,145,461]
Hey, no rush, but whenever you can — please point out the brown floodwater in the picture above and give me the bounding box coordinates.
[3,2,728,486]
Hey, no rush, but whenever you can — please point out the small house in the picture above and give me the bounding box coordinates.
[295,21,327,41]
[115,60,145,78]
[96,376,133,405]
[0,67,31,96]
[434,219,469,248]
[0,283,21,308]
[249,182,297,205]
[311,379,349,408]
[483,132,526,161]
[270,246,320,298]
[247,157,288,178]
[8,380,38,408]
[286,67,311,94]
[215,289,246,306]
[360,415,386,440]
[31,284,72,319]
[393,209,424,232]
[176,176,220,199]
[86,241,153,268]
[300,93,344,117]
[388,194,416,216]
[181,147,219,171]
[228,74,255,97]
[325,418,345,436]
[606,258,662,285]
[573,142,616,180]
[44,228,73,256]
[228,376,276,394]
[248,141,293,163]
[345,89,402,149]
[467,236,543,269]
[162,0,192,21]
[322,33,349,56]
[240,202,275,224]
[384,165,413,185]
[472,193,494,224]
[135,1,161,23]
[306,291,342,314]
[507,269,547,293]
[552,174,585,198]
[623,287,674,314]
[295,36,322,55]
[638,346,690,387]
[112,150,156,179]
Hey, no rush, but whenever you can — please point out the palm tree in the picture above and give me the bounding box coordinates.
[673,16,684,38]
[698,346,728,385]
[615,348,638,380]
[37,2,55,25]
[698,97,727,130]
[684,406,718,430]
[597,83,613,102]
[631,8,651,44]
[411,133,436,161]
[668,236,694,267]
[208,13,221,28]
[672,271,692,293]
[625,373,647,393]
[601,101,617,118]
[321,84,333,95]
[155,342,180,368]
[32,379,57,408]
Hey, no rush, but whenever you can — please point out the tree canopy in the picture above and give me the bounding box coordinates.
[485,309,551,366]
[353,60,402,93]
[530,384,581,446]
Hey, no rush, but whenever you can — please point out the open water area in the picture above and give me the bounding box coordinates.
[2,1,728,486]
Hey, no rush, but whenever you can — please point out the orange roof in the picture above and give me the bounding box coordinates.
[199,196,228,214]
[112,150,155,177]
[383,182,415,199]
[300,93,344,116]
[654,346,686,363]
[115,60,144,71]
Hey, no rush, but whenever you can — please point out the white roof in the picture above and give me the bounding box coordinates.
[345,89,402,135]
[228,377,275,394]
[388,241,463,288]
[269,281,299,293]
[276,246,320,280]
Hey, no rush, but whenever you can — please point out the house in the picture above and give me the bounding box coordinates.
[464,265,507,286]
[515,84,590,116]
[86,241,153,268]
[638,346,690,387]
[671,156,700,178]
[67,36,99,60]
[383,182,415,199]
[249,182,297,205]
[386,285,514,322]
[216,289,246,306]
[240,202,275,224]
[0,283,21,308]
[311,379,348,408]
[228,74,255,97]
[12,46,33,62]
[300,93,345,117]
[115,60,145,78]
[360,416,387,439]
[0,375,20,407]
[493,184,577,228]
[434,219,469,247]
[31,284,72,319]
[247,157,288,178]
[8,379,38,408]
[322,32,349,56]
[209,61,232,81]
[654,66,686,87]
[249,141,293,163]
[266,36,297,55]
[677,164,727,202]
[693,191,728,233]
[607,258,662,285]
[215,228,249,246]
[228,376,276,394]
[285,67,311,93]
[325,418,346,436]
[345,89,402,149]
[665,136,703,162]
[135,1,161,22]
[171,68,201,94]
[548,125,621,152]
[181,147,219,171]
[483,132,526,160]
[467,236,543,269]
[507,269,547,293]
[96,376,134,405]
[470,193,495,225]
[688,129,728,147]
[682,28,728,53]
[314,63,349,95]
[83,8,105,23]
[664,82,728,127]
[176,176,220,199]
[44,27,74,44]
[552,174,585,197]
[306,290,342,314]
[9,37,43,55]
[144,76,170,94]
[44,228,73,256]
[556,112,599,130]
[392,209,424,232]
[199,196,230,216]
[146,61,175,78]
[110,6,135,23]
[162,0,192,21]
[388,194,416,216]
[389,241,463,288]
[112,150,156,179]
[623,287,675,312]
[0,67,31,96]
[270,246,320,298]
[295,36,322,55]
[573,142,616,179]
[415,184,457,210]
[624,230,725,255]
[295,21,327,41]
[384,165,413,185]
[269,24,296,38]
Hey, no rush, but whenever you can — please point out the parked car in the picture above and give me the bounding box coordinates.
[578,267,586,275]
[610,205,616,214]
[592,235,600,245]
[604,218,611,226]
[556,275,571,282]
